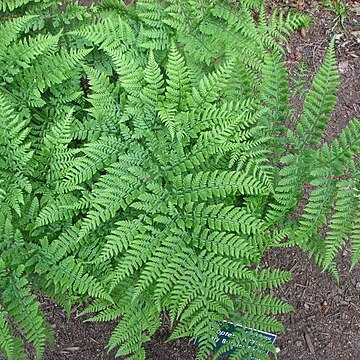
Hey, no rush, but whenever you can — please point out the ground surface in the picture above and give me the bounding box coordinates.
[13,1,360,360]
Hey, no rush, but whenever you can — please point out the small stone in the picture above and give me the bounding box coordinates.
[338,60,349,74]
[300,27,307,38]
[334,33,344,41]
[295,340,303,347]
[356,282,360,291]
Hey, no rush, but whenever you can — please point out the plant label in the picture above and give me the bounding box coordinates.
[210,321,277,358]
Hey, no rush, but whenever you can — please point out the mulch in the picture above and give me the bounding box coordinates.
[6,1,360,360]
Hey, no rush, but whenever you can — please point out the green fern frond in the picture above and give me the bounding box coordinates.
[42,256,112,302]
[71,16,135,50]
[58,135,124,192]
[106,300,160,359]
[20,48,91,94]
[2,32,61,79]
[240,294,294,316]
[328,119,360,164]
[350,220,360,270]
[0,93,33,215]
[35,193,79,227]
[0,15,36,53]
[188,58,234,108]
[98,219,145,262]
[164,42,190,111]
[295,165,336,245]
[0,311,17,360]
[141,50,164,107]
[295,40,340,148]
[2,272,47,359]
[105,48,145,96]
[137,0,171,50]
[2,2,358,359]
[266,153,307,224]
[261,52,289,123]
[0,0,32,12]
[277,9,311,35]
[243,268,292,291]
[324,180,357,266]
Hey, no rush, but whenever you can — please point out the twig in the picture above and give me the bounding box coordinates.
[304,332,316,355]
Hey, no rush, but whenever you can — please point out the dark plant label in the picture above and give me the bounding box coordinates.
[211,321,277,358]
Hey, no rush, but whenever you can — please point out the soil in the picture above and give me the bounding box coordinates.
[7,1,360,360]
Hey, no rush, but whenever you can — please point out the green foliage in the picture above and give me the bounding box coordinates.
[0,1,359,360]
[323,0,348,28]
[0,2,103,358]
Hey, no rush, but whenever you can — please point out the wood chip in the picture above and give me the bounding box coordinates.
[338,60,350,74]
[304,332,315,355]
[63,347,80,351]
[289,263,298,272]
[350,302,360,311]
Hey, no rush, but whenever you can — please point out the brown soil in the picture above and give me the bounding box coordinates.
[10,1,360,360]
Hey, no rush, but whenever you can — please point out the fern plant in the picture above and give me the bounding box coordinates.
[63,47,294,360]
[1,1,360,360]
